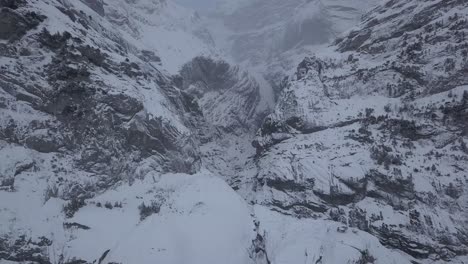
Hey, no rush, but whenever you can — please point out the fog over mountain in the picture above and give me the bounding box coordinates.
[175,0,216,13]
[1,0,467,264]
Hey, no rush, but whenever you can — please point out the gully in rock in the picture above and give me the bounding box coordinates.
[0,0,467,264]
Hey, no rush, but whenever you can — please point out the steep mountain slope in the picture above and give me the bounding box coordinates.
[252,0,468,262]
[223,0,376,64]
[0,0,266,263]
[1,0,468,264]
[201,0,382,100]
[102,0,218,73]
[0,0,202,191]
[178,56,269,131]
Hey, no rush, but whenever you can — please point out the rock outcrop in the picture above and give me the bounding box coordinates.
[251,0,468,262]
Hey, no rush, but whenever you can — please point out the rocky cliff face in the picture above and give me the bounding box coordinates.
[178,56,266,132]
[253,0,468,262]
[222,0,379,65]
[1,0,467,264]
[0,0,274,262]
[204,0,382,102]
[0,0,260,263]
[0,0,204,196]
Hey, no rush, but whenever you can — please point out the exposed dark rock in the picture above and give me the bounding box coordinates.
[314,187,363,206]
[22,42,202,180]
[285,116,305,131]
[14,161,35,176]
[179,56,262,131]
[252,116,296,153]
[257,116,290,137]
[444,183,463,199]
[125,116,177,156]
[24,134,62,153]
[379,119,431,140]
[370,145,402,169]
[265,178,314,192]
[96,249,110,264]
[329,207,347,224]
[63,198,86,218]
[56,5,78,22]
[0,177,14,190]
[0,43,17,57]
[346,125,374,144]
[102,93,143,116]
[77,45,108,67]
[297,57,323,77]
[373,224,436,259]
[272,200,328,214]
[0,235,52,264]
[140,50,161,63]
[367,169,415,200]
[64,259,88,264]
[38,29,72,51]
[16,90,42,105]
[254,116,361,154]
[120,61,145,78]
[355,249,376,264]
[0,0,26,9]
[348,208,369,231]
[250,222,271,264]
[337,29,372,52]
[80,0,105,17]
[138,201,161,221]
[63,222,91,230]
[179,56,233,91]
[441,94,468,134]
[0,9,45,41]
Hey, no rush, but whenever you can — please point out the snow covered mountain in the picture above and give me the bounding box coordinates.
[222,0,377,63]
[200,0,383,100]
[252,0,468,262]
[0,0,263,262]
[103,0,218,73]
[1,0,467,264]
